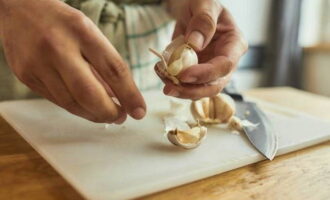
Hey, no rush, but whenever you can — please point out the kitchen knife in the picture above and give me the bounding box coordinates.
[223,83,278,160]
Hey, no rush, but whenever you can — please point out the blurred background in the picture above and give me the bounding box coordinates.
[0,0,329,100]
[225,0,330,96]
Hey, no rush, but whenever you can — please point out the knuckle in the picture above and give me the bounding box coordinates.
[17,68,34,84]
[225,59,234,72]
[67,9,85,23]
[241,37,249,53]
[38,30,64,55]
[75,83,98,103]
[235,31,249,53]
[68,10,93,33]
[197,11,217,32]
[107,60,129,79]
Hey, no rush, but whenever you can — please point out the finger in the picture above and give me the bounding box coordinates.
[114,114,127,125]
[23,76,57,102]
[22,76,95,121]
[185,0,222,50]
[90,65,115,97]
[172,22,186,40]
[214,8,248,64]
[55,53,126,123]
[178,56,233,84]
[154,63,170,83]
[78,23,146,119]
[163,81,226,100]
[37,67,111,123]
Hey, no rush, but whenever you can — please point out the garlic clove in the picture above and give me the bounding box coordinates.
[149,35,198,85]
[163,35,185,62]
[191,93,236,124]
[180,45,198,71]
[167,126,207,149]
[213,93,235,123]
[191,97,206,120]
[167,44,198,76]
[168,44,186,64]
[167,57,183,76]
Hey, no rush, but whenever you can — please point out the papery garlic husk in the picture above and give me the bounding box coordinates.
[228,116,243,132]
[167,125,207,149]
[191,93,236,124]
[228,116,259,133]
[149,35,198,84]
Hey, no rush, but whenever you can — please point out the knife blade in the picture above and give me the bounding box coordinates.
[224,83,278,160]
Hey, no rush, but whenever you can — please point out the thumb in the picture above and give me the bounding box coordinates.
[186,0,222,51]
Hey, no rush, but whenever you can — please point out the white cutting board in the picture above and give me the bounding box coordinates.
[0,91,329,200]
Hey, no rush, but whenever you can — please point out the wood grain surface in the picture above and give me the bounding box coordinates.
[0,87,329,200]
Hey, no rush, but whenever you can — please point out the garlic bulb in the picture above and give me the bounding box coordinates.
[167,125,207,149]
[149,35,198,84]
[191,93,236,124]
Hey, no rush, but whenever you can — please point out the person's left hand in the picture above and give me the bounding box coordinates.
[157,0,248,100]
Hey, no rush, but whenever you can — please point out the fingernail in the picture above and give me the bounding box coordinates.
[131,107,146,120]
[166,89,179,97]
[188,31,205,50]
[181,76,197,83]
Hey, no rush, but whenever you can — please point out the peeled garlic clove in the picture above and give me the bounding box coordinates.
[166,44,198,76]
[167,58,183,76]
[179,45,198,71]
[167,126,207,149]
[168,44,186,64]
[166,43,198,77]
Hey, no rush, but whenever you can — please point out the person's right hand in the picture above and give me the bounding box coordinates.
[0,0,146,124]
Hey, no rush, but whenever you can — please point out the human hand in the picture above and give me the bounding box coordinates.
[0,0,146,123]
[158,0,248,100]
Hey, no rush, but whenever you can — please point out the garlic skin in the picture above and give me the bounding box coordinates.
[167,126,207,149]
[149,35,198,84]
[191,93,236,124]
[228,116,243,132]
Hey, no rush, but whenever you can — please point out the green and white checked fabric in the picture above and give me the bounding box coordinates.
[68,0,175,90]
[124,4,174,90]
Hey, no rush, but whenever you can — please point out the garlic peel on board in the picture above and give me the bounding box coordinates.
[228,116,259,133]
[164,100,207,149]
[149,35,198,84]
[167,125,207,149]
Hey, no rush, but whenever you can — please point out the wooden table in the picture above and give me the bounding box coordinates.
[0,87,329,200]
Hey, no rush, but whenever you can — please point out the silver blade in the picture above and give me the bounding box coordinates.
[235,101,278,160]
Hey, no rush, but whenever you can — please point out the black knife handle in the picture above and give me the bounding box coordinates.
[223,81,244,101]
